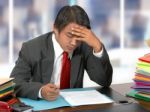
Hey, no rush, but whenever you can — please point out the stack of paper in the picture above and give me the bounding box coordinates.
[127,54,150,102]
[60,90,114,106]
[0,78,15,99]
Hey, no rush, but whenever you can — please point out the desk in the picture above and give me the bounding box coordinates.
[39,83,149,112]
[111,83,150,111]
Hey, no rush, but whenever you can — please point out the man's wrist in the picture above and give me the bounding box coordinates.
[93,47,103,58]
[38,87,43,98]
[93,40,102,53]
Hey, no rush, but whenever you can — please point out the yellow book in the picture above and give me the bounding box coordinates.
[136,65,150,73]
[0,90,14,98]
[137,61,150,67]
[0,78,14,86]
[0,81,14,91]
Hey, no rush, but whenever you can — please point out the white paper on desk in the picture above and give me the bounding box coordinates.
[60,90,114,106]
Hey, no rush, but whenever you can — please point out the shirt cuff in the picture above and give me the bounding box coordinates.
[93,47,103,58]
[38,87,43,98]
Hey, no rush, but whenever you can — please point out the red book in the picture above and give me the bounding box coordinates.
[139,53,150,63]
[135,82,150,86]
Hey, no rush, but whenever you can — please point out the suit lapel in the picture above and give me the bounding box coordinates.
[70,54,81,87]
[41,32,54,83]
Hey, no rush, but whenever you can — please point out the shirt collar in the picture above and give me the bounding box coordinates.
[52,33,63,58]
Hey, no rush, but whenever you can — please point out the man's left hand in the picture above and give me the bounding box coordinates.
[71,25,102,53]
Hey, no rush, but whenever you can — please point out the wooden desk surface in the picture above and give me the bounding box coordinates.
[111,83,150,111]
[39,83,150,112]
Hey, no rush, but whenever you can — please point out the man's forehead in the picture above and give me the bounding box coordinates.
[66,23,79,28]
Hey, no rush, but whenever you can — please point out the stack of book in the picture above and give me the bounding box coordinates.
[0,78,16,103]
[127,54,150,102]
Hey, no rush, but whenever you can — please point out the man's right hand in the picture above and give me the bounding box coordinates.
[41,83,59,101]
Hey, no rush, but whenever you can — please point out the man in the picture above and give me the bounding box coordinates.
[10,5,113,101]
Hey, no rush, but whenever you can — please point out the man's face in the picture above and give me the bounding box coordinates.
[54,23,81,53]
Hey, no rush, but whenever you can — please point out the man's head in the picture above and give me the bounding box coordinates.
[54,5,91,32]
[53,5,91,53]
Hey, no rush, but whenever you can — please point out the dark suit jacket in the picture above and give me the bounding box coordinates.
[10,32,113,100]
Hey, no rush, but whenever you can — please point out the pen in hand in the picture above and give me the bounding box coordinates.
[41,83,60,101]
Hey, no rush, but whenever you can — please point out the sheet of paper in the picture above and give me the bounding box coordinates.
[60,90,114,106]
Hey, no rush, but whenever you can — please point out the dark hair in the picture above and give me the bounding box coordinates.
[54,5,91,32]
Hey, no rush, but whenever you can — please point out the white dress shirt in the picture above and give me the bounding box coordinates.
[38,33,103,98]
[50,34,72,87]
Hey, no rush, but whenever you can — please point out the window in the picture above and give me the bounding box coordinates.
[0,0,9,63]
[1,0,150,84]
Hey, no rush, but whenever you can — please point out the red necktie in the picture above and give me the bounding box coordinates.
[60,52,71,89]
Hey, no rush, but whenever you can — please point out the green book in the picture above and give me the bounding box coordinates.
[127,90,150,102]
[135,93,150,102]
[137,61,150,67]
[0,84,15,94]
[0,81,14,91]
[136,69,150,77]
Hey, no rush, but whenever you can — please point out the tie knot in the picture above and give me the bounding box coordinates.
[63,51,69,58]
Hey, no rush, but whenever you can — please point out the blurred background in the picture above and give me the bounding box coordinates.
[0,0,150,87]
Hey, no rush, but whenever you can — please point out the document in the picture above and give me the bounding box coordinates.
[60,90,113,106]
